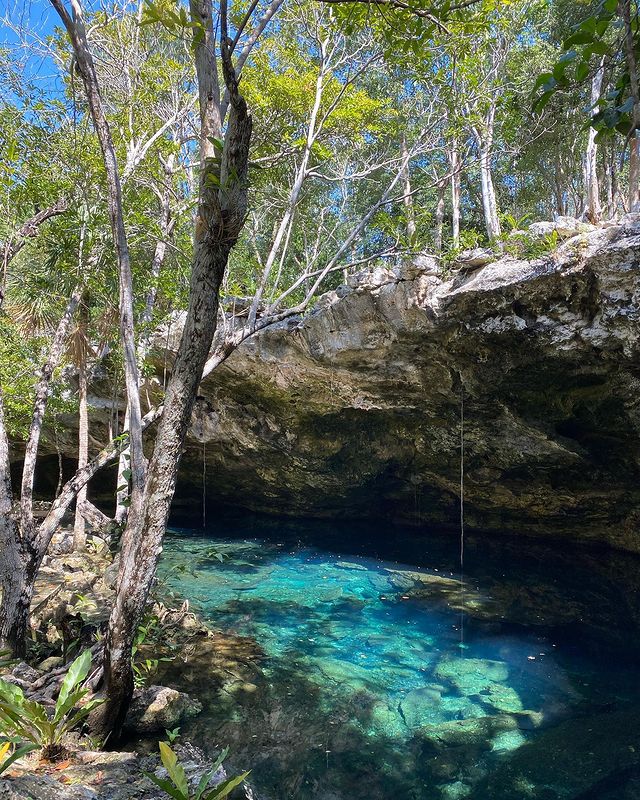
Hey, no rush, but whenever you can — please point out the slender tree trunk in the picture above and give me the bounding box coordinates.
[629,135,640,211]
[450,142,461,248]
[584,58,605,222]
[50,0,145,520]
[434,180,446,253]
[479,146,501,239]
[0,391,31,657]
[115,154,175,526]
[0,289,81,654]
[554,157,566,216]
[73,298,89,551]
[401,134,416,246]
[472,105,500,240]
[91,0,253,740]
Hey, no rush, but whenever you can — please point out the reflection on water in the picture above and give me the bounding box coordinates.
[159,518,640,800]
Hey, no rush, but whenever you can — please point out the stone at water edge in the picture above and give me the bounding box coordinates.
[124,685,203,734]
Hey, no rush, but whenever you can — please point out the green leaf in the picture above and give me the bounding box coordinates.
[144,772,186,800]
[564,31,595,47]
[0,742,39,775]
[575,61,590,82]
[205,771,251,800]
[207,136,224,152]
[533,90,554,113]
[579,15,598,33]
[159,742,189,799]
[54,650,91,722]
[194,768,216,800]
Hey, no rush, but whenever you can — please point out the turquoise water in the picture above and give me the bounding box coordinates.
[160,519,640,800]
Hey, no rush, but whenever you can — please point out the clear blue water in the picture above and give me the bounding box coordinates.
[159,518,640,800]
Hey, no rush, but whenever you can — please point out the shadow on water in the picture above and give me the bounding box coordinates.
[158,515,640,800]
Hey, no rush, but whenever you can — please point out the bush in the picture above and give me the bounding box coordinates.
[0,650,103,760]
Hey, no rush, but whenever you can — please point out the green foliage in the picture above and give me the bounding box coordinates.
[132,614,174,688]
[145,742,250,800]
[0,650,103,757]
[0,740,39,775]
[533,0,635,143]
[498,229,560,259]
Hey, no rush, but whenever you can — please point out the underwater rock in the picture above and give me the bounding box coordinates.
[434,658,509,695]
[419,714,520,749]
[479,683,524,713]
[125,685,203,734]
[473,707,640,799]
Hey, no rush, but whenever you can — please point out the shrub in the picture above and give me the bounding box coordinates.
[0,650,103,760]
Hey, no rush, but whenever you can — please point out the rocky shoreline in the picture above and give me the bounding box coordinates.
[0,533,259,800]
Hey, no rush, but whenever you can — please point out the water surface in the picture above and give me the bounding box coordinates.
[160,518,640,800]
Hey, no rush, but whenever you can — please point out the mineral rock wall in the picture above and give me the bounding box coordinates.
[165,217,640,551]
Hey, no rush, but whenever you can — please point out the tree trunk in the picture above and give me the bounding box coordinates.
[450,144,461,248]
[0,289,81,655]
[73,298,90,551]
[401,134,416,246]
[50,0,145,520]
[554,157,566,216]
[479,146,501,239]
[90,0,253,741]
[434,180,446,253]
[0,392,31,656]
[629,134,640,211]
[116,154,176,527]
[584,58,605,223]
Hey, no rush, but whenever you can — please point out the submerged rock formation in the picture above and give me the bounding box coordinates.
[167,216,640,551]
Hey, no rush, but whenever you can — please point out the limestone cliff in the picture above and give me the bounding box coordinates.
[165,217,640,550]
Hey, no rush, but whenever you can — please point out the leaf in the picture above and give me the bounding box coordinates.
[54,650,91,722]
[579,15,598,33]
[532,72,553,93]
[122,469,132,480]
[205,771,251,800]
[144,771,186,800]
[576,61,590,82]
[159,742,189,799]
[0,742,39,776]
[194,768,216,800]
[533,90,554,113]
[207,136,224,152]
[195,748,229,800]
[564,31,595,47]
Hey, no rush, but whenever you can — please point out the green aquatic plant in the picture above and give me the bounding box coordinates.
[145,742,250,800]
[0,650,103,760]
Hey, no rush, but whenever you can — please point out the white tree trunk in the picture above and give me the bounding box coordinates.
[434,180,446,253]
[401,134,416,246]
[584,59,605,222]
[73,299,89,551]
[450,142,461,248]
[479,146,501,239]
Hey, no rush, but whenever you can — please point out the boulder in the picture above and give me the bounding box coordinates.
[124,685,203,734]
[529,216,596,238]
[454,247,495,270]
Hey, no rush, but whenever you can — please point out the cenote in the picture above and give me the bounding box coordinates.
[158,517,640,800]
